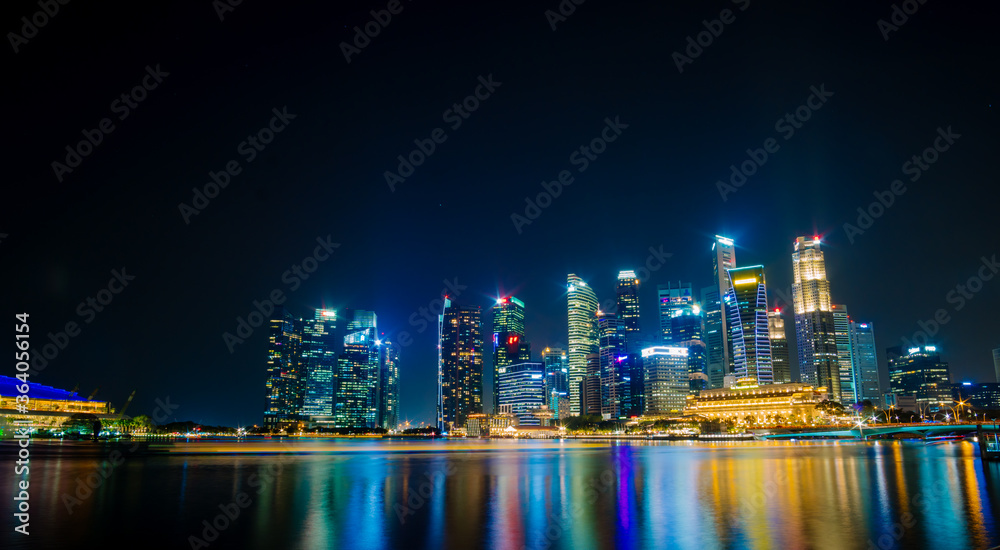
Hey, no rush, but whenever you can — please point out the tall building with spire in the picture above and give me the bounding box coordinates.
[792,236,840,399]
[491,296,526,412]
[712,236,736,375]
[438,299,484,431]
[567,274,599,416]
[725,266,773,385]
[767,308,791,384]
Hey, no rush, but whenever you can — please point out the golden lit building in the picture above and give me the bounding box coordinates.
[0,376,114,429]
[685,381,826,425]
[465,413,518,437]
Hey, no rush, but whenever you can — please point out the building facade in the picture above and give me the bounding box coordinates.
[768,309,791,384]
[616,271,641,337]
[642,346,690,415]
[712,236,736,374]
[725,266,773,386]
[887,345,952,411]
[498,362,546,426]
[791,236,840,399]
[685,382,825,425]
[701,285,726,389]
[567,275,599,416]
[336,310,379,428]
[850,321,881,403]
[831,304,857,406]
[492,296,526,413]
[542,347,569,418]
[264,308,304,430]
[377,339,400,431]
[658,281,693,343]
[438,299,484,431]
[301,309,338,418]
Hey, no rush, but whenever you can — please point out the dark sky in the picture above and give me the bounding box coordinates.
[5,1,998,427]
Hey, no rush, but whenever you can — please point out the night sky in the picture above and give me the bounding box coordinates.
[5,1,998,427]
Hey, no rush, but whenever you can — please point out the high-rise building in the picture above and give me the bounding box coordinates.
[301,309,338,419]
[701,285,726,389]
[668,303,707,394]
[597,312,628,418]
[336,310,379,428]
[376,338,399,430]
[264,307,304,430]
[567,275,599,416]
[616,271,641,339]
[438,299,484,431]
[491,296,526,412]
[497,362,546,425]
[792,236,840,399]
[767,308,791,384]
[725,266,773,386]
[658,282,694,343]
[887,345,952,411]
[581,353,602,416]
[850,321,880,403]
[953,382,1000,410]
[541,347,569,418]
[642,346,690,415]
[713,236,736,373]
[831,304,857,406]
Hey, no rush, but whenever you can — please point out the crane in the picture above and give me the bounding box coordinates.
[86,387,100,401]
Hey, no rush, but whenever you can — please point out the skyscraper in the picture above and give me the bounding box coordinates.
[597,312,628,418]
[658,282,693,343]
[497,362,546,426]
[541,347,569,418]
[336,309,379,428]
[438,299,484,431]
[831,304,857,406]
[582,353,602,416]
[792,236,840,399]
[767,308,791,384]
[668,303,707,394]
[701,285,726,389]
[616,271,641,346]
[850,321,881,403]
[301,308,338,419]
[567,274,599,416]
[264,307,304,431]
[725,266,773,386]
[376,338,399,431]
[713,236,736,373]
[492,296,526,412]
[642,346,690,414]
[887,345,951,411]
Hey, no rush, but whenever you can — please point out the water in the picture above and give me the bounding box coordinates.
[2,438,998,549]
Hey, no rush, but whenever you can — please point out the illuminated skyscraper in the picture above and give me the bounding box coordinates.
[541,347,569,418]
[831,304,857,405]
[701,285,726,389]
[670,304,707,394]
[713,236,736,373]
[597,312,628,418]
[264,307,304,430]
[767,309,791,384]
[376,338,399,430]
[336,309,379,428]
[616,271,641,342]
[301,308,338,418]
[567,274,599,416]
[498,362,545,425]
[438,299,484,431]
[725,266,773,385]
[642,346,690,414]
[792,236,840,399]
[491,296,526,412]
[887,345,951,411]
[581,352,602,416]
[850,321,881,403]
[658,282,693,343]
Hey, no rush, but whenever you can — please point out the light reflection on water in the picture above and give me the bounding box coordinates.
[2,439,997,549]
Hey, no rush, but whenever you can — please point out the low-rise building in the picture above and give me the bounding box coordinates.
[465,413,518,437]
[684,381,825,425]
[0,376,114,430]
